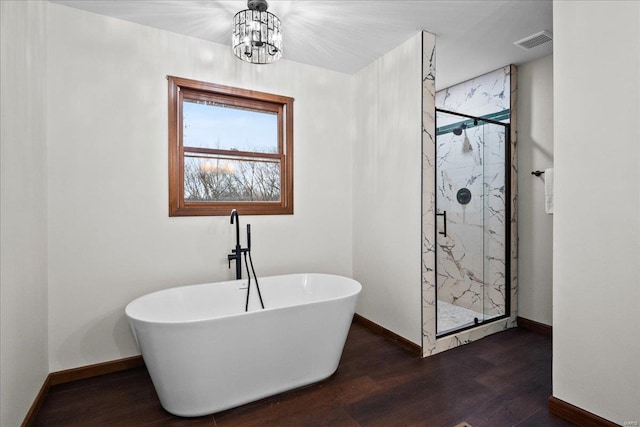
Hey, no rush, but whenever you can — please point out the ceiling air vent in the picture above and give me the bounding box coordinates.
[514,30,553,50]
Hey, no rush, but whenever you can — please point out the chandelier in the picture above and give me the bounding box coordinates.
[232,0,282,64]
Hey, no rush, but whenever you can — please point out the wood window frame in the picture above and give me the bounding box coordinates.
[168,76,294,216]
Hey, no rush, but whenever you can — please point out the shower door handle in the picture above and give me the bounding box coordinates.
[436,211,447,237]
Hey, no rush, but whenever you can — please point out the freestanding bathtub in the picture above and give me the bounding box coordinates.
[125,273,361,417]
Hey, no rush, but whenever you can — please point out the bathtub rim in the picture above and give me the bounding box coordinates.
[125,272,362,326]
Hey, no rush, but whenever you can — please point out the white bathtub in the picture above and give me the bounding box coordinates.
[125,273,361,417]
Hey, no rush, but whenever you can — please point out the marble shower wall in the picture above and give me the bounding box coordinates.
[421,31,437,354]
[482,124,508,318]
[422,65,518,357]
[437,66,511,117]
[435,127,484,314]
[434,120,507,320]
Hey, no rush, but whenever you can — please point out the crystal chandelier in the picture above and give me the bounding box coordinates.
[232,0,282,64]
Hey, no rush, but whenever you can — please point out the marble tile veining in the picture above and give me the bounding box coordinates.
[423,64,518,357]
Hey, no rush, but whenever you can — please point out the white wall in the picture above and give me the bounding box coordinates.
[516,55,553,326]
[553,1,640,424]
[352,33,423,344]
[0,1,50,425]
[46,3,354,371]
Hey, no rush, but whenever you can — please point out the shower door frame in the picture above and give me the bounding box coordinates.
[434,108,512,338]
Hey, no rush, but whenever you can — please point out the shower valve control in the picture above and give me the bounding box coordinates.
[457,188,472,205]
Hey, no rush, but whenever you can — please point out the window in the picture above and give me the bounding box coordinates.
[168,76,294,216]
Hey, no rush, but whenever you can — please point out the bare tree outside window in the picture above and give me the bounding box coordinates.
[184,151,281,202]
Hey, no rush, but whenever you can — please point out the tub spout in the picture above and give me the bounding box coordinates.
[230,209,240,248]
[228,209,243,280]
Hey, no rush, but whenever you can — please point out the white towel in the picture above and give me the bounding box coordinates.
[544,168,554,214]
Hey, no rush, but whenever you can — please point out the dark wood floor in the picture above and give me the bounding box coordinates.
[32,323,574,426]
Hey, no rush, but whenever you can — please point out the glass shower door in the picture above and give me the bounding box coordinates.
[480,118,509,325]
[435,110,509,336]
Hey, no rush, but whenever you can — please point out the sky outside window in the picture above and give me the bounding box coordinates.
[183,100,278,153]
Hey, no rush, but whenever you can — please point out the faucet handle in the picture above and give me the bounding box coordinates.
[227,252,236,268]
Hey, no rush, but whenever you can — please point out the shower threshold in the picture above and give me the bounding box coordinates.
[436,300,501,335]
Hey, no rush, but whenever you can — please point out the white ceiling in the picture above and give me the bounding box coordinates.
[49,0,553,90]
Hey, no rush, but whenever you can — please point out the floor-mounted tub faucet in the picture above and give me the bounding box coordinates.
[226,209,264,310]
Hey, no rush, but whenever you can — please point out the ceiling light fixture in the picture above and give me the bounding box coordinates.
[232,0,282,64]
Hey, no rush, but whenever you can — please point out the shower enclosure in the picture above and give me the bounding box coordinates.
[435,109,511,336]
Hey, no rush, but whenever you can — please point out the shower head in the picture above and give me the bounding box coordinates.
[453,123,467,136]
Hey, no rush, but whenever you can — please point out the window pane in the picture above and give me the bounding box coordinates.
[184,155,281,202]
[183,100,278,153]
